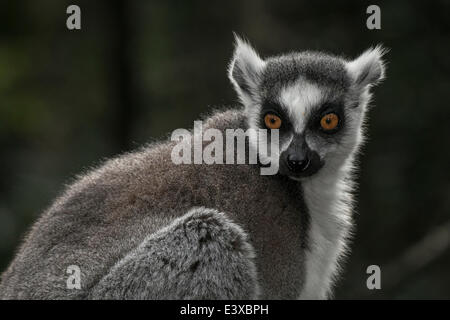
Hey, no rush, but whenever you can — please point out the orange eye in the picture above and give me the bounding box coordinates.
[264,113,282,129]
[320,113,339,131]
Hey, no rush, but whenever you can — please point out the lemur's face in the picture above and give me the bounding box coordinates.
[229,36,385,180]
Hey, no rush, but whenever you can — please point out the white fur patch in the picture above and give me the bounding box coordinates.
[298,157,355,299]
[278,82,322,133]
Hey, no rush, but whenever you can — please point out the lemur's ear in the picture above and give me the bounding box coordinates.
[347,45,387,88]
[228,35,266,104]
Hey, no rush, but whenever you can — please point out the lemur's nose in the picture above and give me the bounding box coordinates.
[287,154,310,173]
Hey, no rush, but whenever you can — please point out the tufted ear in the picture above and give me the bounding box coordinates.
[347,45,387,88]
[228,35,266,104]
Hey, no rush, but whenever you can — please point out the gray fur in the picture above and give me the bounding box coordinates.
[0,38,385,300]
[261,52,351,101]
[89,207,260,299]
[0,110,308,299]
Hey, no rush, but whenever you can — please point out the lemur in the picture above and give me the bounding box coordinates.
[0,36,385,300]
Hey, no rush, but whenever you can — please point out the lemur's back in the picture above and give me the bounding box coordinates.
[0,108,308,299]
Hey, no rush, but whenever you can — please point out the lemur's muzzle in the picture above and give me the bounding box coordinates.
[281,134,323,178]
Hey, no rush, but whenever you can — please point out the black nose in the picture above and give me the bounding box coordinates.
[287,154,310,172]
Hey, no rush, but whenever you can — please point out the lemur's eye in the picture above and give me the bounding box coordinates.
[320,113,339,131]
[264,113,282,129]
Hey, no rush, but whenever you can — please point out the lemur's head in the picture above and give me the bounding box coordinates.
[229,36,386,180]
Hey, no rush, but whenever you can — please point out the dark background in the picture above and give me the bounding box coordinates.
[1,0,449,299]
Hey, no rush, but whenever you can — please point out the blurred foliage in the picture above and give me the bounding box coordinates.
[0,0,449,299]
